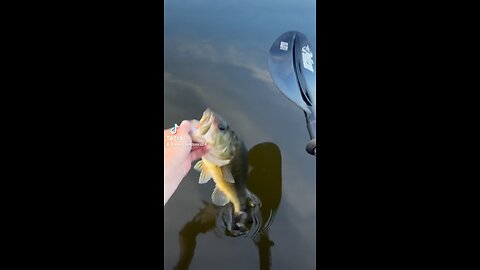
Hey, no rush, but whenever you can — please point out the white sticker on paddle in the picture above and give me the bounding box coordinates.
[302,45,314,72]
[280,41,288,51]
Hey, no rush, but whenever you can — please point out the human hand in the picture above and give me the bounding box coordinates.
[164,120,209,205]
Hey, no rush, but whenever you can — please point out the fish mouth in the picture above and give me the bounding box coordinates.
[200,108,213,122]
[191,108,219,143]
[199,108,220,128]
[192,108,219,137]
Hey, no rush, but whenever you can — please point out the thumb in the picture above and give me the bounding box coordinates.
[177,120,191,135]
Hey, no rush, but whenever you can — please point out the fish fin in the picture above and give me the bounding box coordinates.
[211,186,230,206]
[221,166,235,183]
[199,168,212,184]
[194,160,204,172]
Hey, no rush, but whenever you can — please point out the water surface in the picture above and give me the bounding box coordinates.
[164,1,316,269]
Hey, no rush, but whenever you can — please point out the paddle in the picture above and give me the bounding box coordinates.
[268,31,317,156]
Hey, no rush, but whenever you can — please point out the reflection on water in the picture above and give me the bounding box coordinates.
[248,143,282,270]
[165,0,316,268]
[174,143,282,270]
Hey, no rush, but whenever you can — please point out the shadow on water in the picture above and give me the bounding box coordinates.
[173,142,282,270]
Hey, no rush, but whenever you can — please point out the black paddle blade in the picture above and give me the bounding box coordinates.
[268,31,316,115]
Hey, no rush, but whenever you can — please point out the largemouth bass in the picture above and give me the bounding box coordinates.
[190,108,260,231]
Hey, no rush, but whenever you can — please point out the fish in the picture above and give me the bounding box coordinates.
[190,108,260,233]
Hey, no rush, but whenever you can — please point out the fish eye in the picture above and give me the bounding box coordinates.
[218,123,226,131]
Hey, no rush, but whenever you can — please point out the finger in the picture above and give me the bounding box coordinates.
[189,146,210,161]
[178,120,191,134]
[177,121,193,149]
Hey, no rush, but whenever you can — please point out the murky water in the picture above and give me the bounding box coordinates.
[164,0,316,269]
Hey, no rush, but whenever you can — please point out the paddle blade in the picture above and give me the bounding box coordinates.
[268,31,316,114]
[293,32,316,111]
